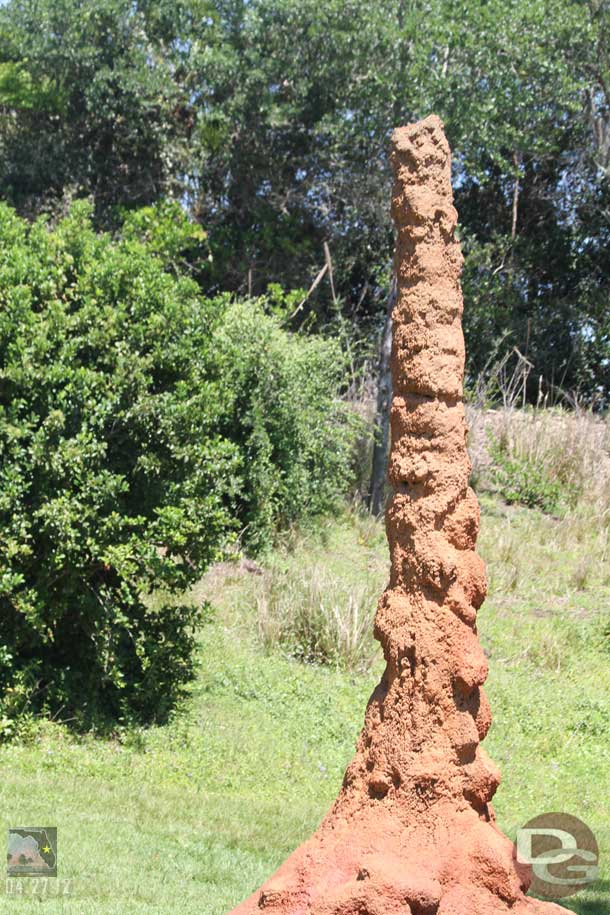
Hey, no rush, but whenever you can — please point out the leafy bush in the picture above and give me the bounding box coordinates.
[0,201,239,727]
[0,201,357,729]
[214,299,359,550]
[488,435,566,513]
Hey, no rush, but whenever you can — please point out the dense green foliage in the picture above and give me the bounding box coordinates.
[0,0,608,398]
[215,300,358,549]
[0,202,356,729]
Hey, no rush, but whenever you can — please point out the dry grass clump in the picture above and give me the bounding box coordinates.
[467,348,609,517]
[467,405,610,520]
[471,409,610,617]
[498,408,608,508]
[256,566,380,671]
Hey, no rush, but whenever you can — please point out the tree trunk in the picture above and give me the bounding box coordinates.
[369,277,396,515]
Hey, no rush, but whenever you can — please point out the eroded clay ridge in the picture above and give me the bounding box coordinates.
[228,116,567,915]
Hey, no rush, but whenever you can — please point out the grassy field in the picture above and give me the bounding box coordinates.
[0,493,608,914]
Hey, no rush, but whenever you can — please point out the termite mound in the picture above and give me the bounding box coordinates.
[227,116,567,915]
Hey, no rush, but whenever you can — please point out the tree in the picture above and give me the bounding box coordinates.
[0,0,608,399]
[0,0,205,219]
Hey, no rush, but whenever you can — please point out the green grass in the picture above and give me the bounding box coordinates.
[0,499,608,914]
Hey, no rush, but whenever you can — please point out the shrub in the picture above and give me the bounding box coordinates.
[0,201,241,727]
[0,202,358,729]
[214,299,360,550]
[488,436,566,513]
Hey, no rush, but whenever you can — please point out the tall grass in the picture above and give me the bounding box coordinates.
[467,406,610,518]
[466,406,610,610]
[256,566,380,671]
[250,405,609,672]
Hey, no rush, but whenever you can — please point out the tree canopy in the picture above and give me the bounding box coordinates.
[0,0,608,399]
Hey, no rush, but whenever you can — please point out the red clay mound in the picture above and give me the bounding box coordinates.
[228,116,568,915]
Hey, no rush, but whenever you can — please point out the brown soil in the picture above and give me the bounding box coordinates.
[227,116,568,915]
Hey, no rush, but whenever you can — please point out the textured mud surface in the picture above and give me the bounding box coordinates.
[228,116,567,915]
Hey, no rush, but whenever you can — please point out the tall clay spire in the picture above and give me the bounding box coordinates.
[228,116,567,915]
